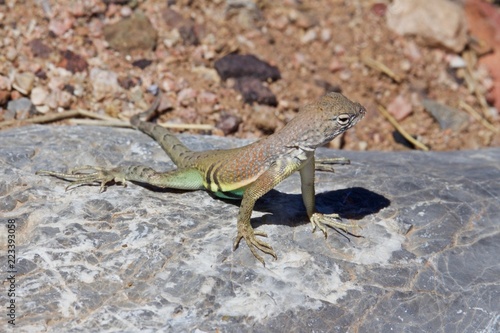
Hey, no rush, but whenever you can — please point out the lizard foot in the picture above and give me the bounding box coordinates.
[310,212,361,237]
[36,166,126,192]
[233,226,277,266]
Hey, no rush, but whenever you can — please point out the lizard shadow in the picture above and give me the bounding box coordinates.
[218,186,391,229]
[135,182,389,229]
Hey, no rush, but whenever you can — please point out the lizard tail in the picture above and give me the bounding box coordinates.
[130,90,194,167]
[130,91,163,127]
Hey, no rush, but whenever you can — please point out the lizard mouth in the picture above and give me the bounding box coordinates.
[353,104,366,124]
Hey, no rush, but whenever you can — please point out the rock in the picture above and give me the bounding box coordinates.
[197,91,218,106]
[117,76,141,90]
[7,97,37,120]
[49,15,74,36]
[235,77,278,106]
[131,59,153,69]
[5,46,18,61]
[422,98,469,130]
[103,12,158,52]
[300,28,317,44]
[3,125,499,332]
[387,94,413,120]
[0,90,10,106]
[57,90,73,109]
[288,9,317,29]
[58,50,89,73]
[178,24,200,46]
[29,39,53,58]
[161,8,200,46]
[252,104,280,133]
[0,105,16,121]
[163,29,181,48]
[386,0,467,52]
[0,75,11,90]
[191,66,220,83]
[446,54,467,68]
[216,111,242,135]
[320,28,332,42]
[31,87,49,106]
[13,72,35,95]
[162,8,185,28]
[465,0,500,111]
[177,88,198,106]
[89,68,122,101]
[225,0,263,29]
[371,3,387,16]
[214,54,281,82]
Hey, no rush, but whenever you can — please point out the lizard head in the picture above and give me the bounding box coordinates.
[288,92,366,149]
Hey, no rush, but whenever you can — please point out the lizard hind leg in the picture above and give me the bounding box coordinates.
[36,166,127,192]
[37,165,206,192]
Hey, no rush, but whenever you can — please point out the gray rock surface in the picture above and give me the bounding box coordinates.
[1,125,499,332]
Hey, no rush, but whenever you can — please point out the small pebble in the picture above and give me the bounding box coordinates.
[329,58,344,72]
[387,95,412,120]
[400,59,412,72]
[320,28,332,42]
[13,72,35,95]
[339,69,352,81]
[371,3,387,16]
[7,97,37,120]
[422,98,469,130]
[235,77,278,106]
[0,90,11,105]
[49,16,74,37]
[6,47,18,61]
[197,91,218,106]
[31,87,49,105]
[301,29,317,44]
[446,54,466,68]
[58,50,89,73]
[90,68,121,101]
[29,39,52,58]
[0,75,11,91]
[252,105,279,133]
[214,54,281,82]
[58,90,73,108]
[120,6,132,17]
[216,112,242,135]
[177,88,197,106]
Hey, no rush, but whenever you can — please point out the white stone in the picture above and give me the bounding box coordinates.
[386,0,467,52]
[89,68,121,101]
[31,87,49,105]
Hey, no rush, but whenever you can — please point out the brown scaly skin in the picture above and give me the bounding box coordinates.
[37,92,366,265]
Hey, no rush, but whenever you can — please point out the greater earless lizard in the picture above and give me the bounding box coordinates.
[37,92,366,265]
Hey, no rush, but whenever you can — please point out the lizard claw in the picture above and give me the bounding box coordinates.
[233,227,277,265]
[36,166,126,192]
[310,212,361,237]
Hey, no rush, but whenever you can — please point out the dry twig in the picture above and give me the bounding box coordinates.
[0,109,117,129]
[459,101,499,133]
[361,56,402,83]
[378,105,429,151]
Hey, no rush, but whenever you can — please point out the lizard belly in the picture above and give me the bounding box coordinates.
[204,173,261,198]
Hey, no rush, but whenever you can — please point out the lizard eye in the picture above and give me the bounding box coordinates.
[336,114,351,126]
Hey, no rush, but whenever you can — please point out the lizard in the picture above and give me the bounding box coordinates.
[37,91,366,265]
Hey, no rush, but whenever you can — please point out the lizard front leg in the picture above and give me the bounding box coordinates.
[233,161,300,265]
[299,156,359,236]
[37,165,205,192]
